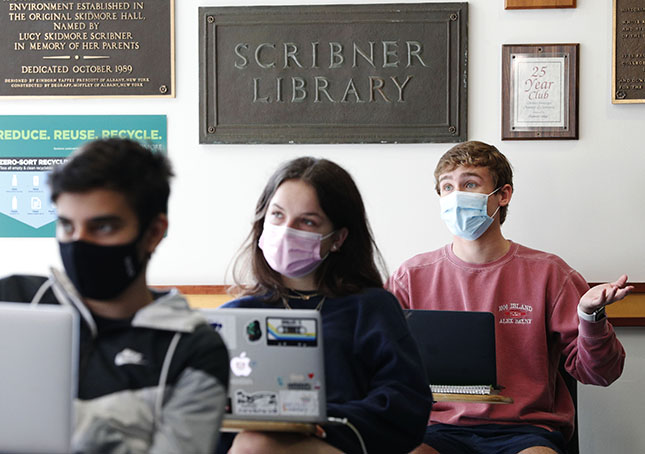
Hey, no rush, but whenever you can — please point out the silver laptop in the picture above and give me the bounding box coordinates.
[200,308,327,423]
[0,302,79,454]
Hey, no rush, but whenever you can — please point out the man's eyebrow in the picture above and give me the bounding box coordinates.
[459,172,484,179]
[87,215,123,224]
[439,171,485,183]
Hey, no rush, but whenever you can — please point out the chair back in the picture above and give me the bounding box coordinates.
[560,358,579,454]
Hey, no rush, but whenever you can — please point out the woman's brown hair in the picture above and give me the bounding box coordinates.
[231,157,386,302]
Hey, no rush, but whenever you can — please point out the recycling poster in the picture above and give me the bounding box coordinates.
[0,115,166,237]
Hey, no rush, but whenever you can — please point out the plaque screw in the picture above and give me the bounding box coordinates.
[616,91,626,99]
[208,16,215,23]
[448,126,457,134]
[537,47,543,53]
[159,85,168,94]
[450,13,458,21]
[208,126,216,134]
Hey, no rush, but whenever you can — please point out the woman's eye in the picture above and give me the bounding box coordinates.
[465,182,477,189]
[442,184,453,192]
[270,211,283,219]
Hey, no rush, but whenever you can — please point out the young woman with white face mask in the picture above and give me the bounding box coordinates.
[217,157,432,454]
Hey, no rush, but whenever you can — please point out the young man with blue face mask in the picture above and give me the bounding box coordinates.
[0,138,229,453]
[386,141,633,454]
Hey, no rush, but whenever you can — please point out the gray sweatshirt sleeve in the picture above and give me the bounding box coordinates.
[151,368,228,454]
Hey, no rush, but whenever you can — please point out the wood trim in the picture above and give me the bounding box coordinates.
[155,283,645,326]
[590,282,645,325]
[608,318,645,327]
[588,282,645,293]
[154,283,645,295]
[151,284,230,295]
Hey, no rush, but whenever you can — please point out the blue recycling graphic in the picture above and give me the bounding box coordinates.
[1,171,57,230]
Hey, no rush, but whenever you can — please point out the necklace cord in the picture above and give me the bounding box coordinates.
[286,289,322,301]
[282,295,326,311]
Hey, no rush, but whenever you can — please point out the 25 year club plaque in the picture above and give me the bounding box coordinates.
[199,3,468,144]
[0,0,173,97]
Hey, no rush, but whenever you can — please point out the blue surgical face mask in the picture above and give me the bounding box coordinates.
[440,188,501,241]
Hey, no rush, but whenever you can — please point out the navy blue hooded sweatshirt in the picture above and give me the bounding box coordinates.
[219,287,432,454]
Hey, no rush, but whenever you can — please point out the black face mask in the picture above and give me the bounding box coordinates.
[59,237,145,300]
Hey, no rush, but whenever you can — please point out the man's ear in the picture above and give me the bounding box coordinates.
[498,184,513,207]
[143,213,168,255]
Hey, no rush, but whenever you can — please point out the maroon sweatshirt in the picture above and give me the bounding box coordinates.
[386,241,625,439]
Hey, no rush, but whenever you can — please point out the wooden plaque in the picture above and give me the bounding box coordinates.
[502,43,579,140]
[505,0,576,9]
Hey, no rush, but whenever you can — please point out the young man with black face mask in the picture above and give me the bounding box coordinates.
[0,138,229,453]
[386,141,633,454]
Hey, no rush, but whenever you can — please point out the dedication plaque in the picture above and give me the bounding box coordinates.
[0,0,173,97]
[199,3,468,144]
[613,0,645,103]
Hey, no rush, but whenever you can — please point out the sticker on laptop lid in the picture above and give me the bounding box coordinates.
[230,351,253,377]
[280,390,320,416]
[266,317,318,347]
[234,389,278,415]
[203,313,237,350]
[245,319,262,342]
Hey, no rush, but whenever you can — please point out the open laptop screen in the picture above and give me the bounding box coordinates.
[0,302,78,454]
[404,309,498,389]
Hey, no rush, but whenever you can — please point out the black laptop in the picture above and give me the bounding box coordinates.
[404,309,499,394]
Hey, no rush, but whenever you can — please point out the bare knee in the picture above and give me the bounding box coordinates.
[409,444,440,454]
[517,447,559,454]
[229,431,276,454]
[229,431,340,454]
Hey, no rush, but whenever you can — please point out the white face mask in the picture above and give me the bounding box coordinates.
[439,188,501,241]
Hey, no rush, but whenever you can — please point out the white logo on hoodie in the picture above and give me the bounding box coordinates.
[115,348,146,366]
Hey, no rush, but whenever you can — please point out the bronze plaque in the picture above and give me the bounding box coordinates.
[199,3,468,144]
[613,0,645,103]
[0,0,173,97]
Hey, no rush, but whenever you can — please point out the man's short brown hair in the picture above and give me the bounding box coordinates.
[434,141,513,224]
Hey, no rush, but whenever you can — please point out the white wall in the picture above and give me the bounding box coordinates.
[1,1,643,452]
[1,0,644,284]
[579,328,645,453]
